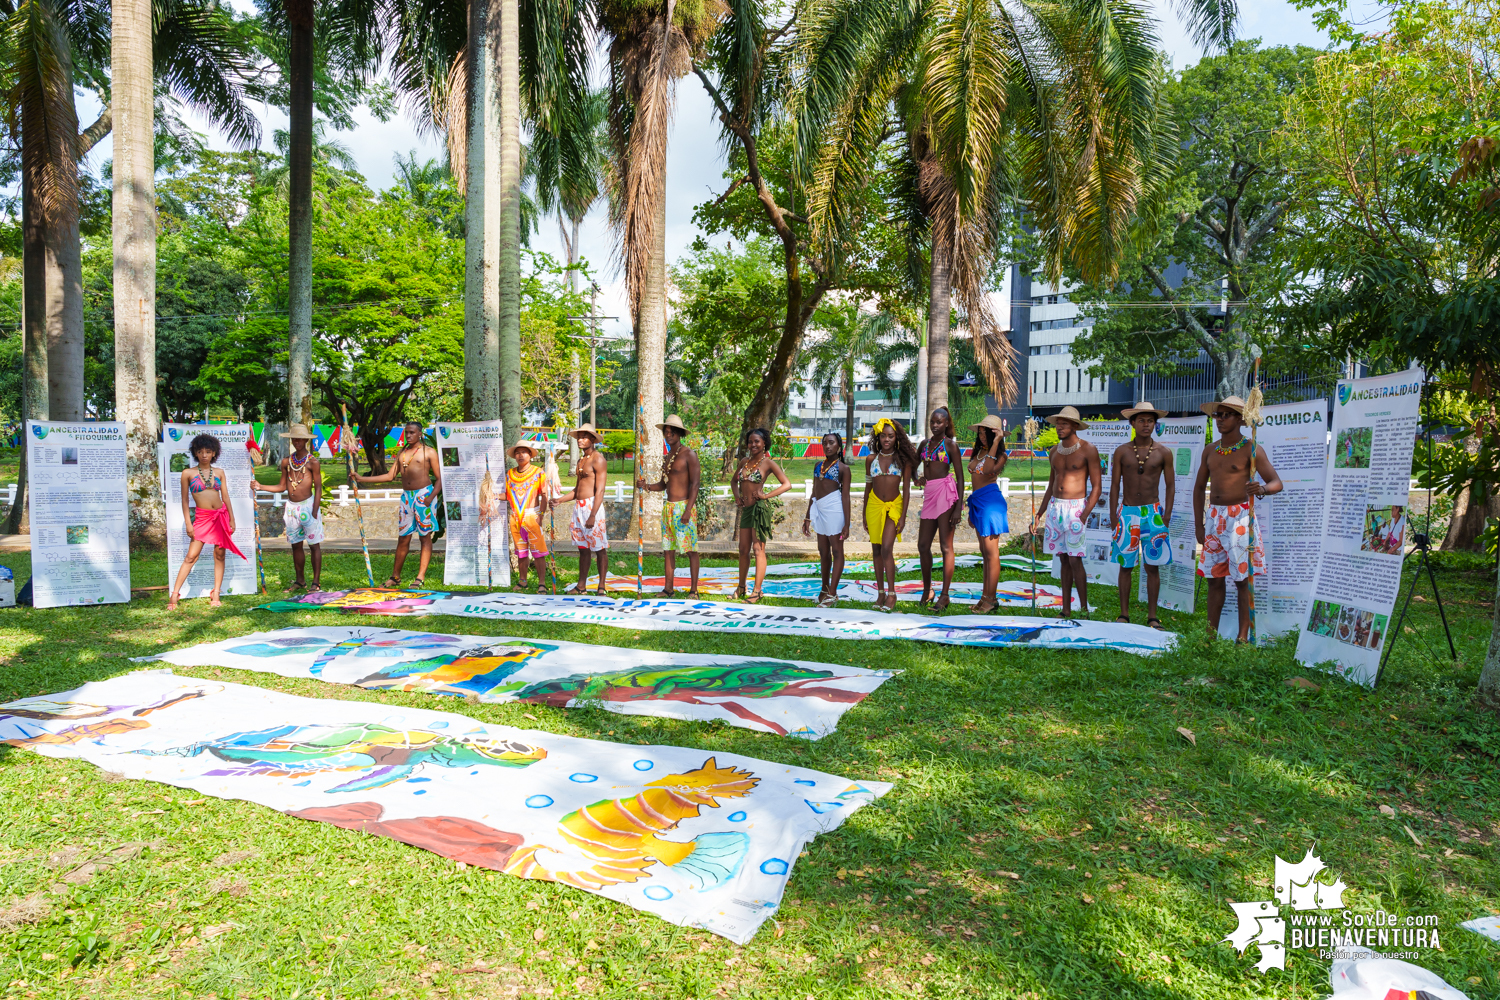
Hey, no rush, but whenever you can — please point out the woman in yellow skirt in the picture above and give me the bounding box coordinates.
[863,418,915,611]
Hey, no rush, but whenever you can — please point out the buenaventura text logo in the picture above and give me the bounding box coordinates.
[1225,848,1442,972]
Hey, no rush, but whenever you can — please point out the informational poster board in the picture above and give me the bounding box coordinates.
[1051,419,1132,585]
[25,420,131,607]
[1139,416,1207,613]
[159,423,259,599]
[434,421,510,588]
[1296,371,1423,685]
[1218,400,1330,643]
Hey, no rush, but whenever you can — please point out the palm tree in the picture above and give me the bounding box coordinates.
[804,303,902,444]
[112,0,157,536]
[790,0,1234,427]
[599,0,722,507]
[285,0,314,428]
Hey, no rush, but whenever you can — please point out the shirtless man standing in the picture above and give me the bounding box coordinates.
[1193,396,1284,642]
[1110,403,1175,628]
[352,420,443,588]
[559,422,609,594]
[636,414,701,596]
[265,423,324,591]
[1031,406,1101,618]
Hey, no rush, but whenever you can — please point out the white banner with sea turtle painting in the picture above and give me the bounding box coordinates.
[160,423,259,599]
[0,672,890,944]
[25,420,131,608]
[256,590,1177,656]
[140,625,896,739]
[433,421,510,588]
[1296,371,1423,686]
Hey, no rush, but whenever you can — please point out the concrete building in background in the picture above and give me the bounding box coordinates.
[788,364,914,437]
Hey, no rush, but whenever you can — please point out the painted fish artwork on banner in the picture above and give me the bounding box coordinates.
[602,574,1092,610]
[257,592,1176,655]
[0,673,891,944]
[140,626,897,738]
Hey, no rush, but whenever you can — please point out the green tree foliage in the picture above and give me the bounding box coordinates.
[1068,42,1319,399]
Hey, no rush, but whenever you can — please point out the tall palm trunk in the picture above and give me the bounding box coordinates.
[113,0,160,540]
[925,238,953,421]
[496,0,522,445]
[843,366,854,445]
[463,0,500,421]
[636,157,667,513]
[286,0,315,427]
[7,173,50,535]
[47,211,83,419]
[914,330,927,435]
[1481,566,1500,711]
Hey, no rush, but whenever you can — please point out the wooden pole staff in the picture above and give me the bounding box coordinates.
[250,477,267,595]
[340,405,375,588]
[635,402,646,597]
[1244,347,1265,645]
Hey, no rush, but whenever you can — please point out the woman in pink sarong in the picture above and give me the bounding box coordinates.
[914,407,966,611]
[169,433,247,609]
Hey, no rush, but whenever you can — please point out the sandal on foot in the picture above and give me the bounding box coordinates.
[973,598,999,614]
[412,577,427,589]
[383,577,401,589]
[1115,615,1131,624]
[917,588,934,608]
[932,593,951,613]
[284,581,307,593]
[1146,617,1166,631]
[167,592,180,610]
[745,591,763,604]
[209,590,222,608]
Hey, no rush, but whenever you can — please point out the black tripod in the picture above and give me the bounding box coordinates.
[1374,423,1457,684]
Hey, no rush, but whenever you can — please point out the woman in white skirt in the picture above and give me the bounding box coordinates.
[802,432,851,607]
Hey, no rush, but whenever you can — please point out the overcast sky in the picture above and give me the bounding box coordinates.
[80,0,1344,341]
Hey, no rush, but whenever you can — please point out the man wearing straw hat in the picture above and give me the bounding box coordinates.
[506,440,550,592]
[1193,396,1284,642]
[636,413,701,596]
[1110,402,1175,629]
[264,423,324,592]
[1030,406,1101,618]
[557,422,609,594]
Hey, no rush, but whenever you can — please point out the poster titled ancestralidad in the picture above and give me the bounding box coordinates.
[1296,370,1423,685]
[25,420,131,608]
[435,421,510,588]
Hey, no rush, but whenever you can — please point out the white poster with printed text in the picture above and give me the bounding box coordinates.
[1137,416,1207,613]
[159,423,259,599]
[1218,401,1330,643]
[435,421,511,588]
[26,420,130,608]
[1051,419,1131,586]
[1296,372,1422,686]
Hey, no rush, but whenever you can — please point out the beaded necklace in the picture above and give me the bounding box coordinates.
[1130,437,1153,474]
[1215,437,1249,456]
[288,450,311,489]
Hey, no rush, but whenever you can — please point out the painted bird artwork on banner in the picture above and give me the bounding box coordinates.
[142,626,898,738]
[0,673,891,943]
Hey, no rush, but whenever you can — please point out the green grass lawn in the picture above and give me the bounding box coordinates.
[0,547,1496,999]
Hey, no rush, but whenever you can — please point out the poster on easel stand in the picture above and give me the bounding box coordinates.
[1136,416,1207,613]
[25,420,131,607]
[1217,400,1330,643]
[434,421,511,588]
[1050,419,1132,586]
[1295,371,1423,686]
[159,423,259,599]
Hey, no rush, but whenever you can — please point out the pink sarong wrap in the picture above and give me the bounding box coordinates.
[191,505,247,560]
[919,473,960,520]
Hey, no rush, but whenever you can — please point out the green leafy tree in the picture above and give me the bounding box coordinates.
[1068,42,1319,399]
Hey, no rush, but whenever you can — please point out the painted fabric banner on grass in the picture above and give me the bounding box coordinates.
[259,591,1175,655]
[0,673,890,944]
[602,574,1091,610]
[142,626,896,738]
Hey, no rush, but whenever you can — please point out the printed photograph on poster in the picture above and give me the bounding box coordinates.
[1361,505,1407,554]
[433,421,511,588]
[1335,426,1372,469]
[1139,416,1208,614]
[26,420,132,608]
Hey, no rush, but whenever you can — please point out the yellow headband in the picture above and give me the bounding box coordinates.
[872,418,897,437]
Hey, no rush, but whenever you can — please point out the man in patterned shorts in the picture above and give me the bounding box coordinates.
[636,414,701,596]
[1030,406,1101,619]
[1110,402,1175,629]
[1193,396,1283,643]
[557,423,609,594]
